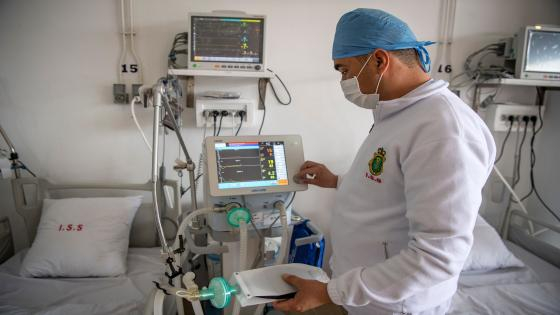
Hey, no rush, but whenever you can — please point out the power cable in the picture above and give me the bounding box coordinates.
[494,118,514,164]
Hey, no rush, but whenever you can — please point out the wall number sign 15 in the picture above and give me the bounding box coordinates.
[121,64,139,73]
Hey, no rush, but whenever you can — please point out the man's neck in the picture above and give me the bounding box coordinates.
[381,71,431,101]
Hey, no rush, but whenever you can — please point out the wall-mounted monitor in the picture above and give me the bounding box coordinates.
[188,12,266,72]
[515,25,560,81]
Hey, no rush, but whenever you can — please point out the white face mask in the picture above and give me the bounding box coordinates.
[340,54,385,109]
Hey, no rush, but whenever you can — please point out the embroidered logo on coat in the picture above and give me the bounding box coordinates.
[368,147,386,176]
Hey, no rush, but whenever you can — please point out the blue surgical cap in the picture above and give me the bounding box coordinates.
[332,8,435,72]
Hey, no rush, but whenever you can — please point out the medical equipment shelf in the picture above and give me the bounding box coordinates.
[168,69,274,78]
[480,78,560,88]
[473,78,560,112]
[168,68,274,109]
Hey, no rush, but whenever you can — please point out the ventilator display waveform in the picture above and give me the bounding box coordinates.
[215,142,288,188]
[217,149,262,182]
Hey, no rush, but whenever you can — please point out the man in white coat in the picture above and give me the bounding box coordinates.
[273,8,496,315]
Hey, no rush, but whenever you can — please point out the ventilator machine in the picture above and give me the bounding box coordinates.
[134,77,327,315]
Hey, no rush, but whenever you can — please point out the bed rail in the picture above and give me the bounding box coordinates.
[504,209,560,268]
[0,216,14,264]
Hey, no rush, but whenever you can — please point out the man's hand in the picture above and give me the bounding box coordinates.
[295,161,338,188]
[272,274,333,313]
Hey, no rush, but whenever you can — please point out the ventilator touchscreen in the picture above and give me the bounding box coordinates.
[215,141,288,189]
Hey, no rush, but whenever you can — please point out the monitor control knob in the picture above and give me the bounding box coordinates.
[255,65,262,70]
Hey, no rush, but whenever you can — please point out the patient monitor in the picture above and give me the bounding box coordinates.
[188,12,266,72]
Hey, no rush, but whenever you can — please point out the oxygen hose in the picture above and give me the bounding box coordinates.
[493,165,535,235]
[239,220,249,271]
[191,301,204,315]
[143,289,156,315]
[130,96,152,151]
[226,206,251,315]
[182,273,205,315]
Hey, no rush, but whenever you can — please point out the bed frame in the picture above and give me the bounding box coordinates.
[4,177,181,252]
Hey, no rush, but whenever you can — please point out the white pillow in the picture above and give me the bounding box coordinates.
[20,196,142,277]
[462,215,525,272]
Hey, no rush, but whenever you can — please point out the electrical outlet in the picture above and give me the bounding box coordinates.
[195,98,256,128]
[488,104,544,132]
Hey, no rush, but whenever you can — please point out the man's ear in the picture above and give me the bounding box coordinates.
[373,49,390,73]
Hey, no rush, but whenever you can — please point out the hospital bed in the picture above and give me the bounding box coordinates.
[449,209,560,314]
[0,178,180,315]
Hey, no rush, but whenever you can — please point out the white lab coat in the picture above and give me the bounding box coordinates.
[327,80,495,315]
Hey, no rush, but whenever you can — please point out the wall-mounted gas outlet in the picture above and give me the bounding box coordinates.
[113,83,129,104]
[195,98,256,128]
[487,104,544,132]
[131,84,143,98]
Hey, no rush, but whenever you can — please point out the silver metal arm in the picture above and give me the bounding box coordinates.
[161,95,198,212]
[0,123,21,178]
[161,95,191,162]
[0,124,16,154]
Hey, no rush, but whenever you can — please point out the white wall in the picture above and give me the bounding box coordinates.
[1,0,559,253]
[528,90,560,242]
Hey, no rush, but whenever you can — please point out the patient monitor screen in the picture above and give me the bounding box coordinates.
[525,30,560,73]
[191,16,264,63]
[215,141,288,189]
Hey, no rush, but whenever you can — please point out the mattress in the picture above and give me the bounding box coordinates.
[0,248,176,315]
[449,241,560,315]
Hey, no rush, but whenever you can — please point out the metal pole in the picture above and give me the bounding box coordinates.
[472,83,480,112]
[152,83,171,255]
[188,165,198,212]
[0,124,16,154]
[0,123,21,178]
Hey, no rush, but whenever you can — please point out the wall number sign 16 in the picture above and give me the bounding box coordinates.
[438,64,452,73]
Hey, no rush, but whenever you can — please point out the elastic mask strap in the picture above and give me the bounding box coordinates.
[356,54,374,79]
[375,69,386,94]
